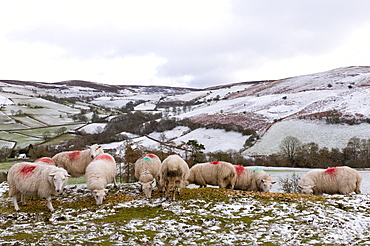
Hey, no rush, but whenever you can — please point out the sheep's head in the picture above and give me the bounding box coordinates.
[258,178,276,192]
[299,185,315,195]
[89,144,104,159]
[140,180,154,198]
[92,189,108,205]
[49,170,70,194]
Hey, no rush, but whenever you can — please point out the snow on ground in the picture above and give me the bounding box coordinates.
[91,97,131,108]
[0,140,15,149]
[173,128,249,153]
[148,126,190,140]
[0,95,13,105]
[246,119,370,155]
[1,182,370,245]
[92,94,163,109]
[134,101,157,111]
[101,136,160,151]
[101,127,247,154]
[79,123,107,134]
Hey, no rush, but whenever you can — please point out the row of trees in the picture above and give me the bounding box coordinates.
[3,134,370,184]
[278,136,370,168]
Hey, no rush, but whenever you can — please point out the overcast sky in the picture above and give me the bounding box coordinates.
[1,1,370,88]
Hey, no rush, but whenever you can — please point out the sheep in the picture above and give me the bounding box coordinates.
[134,153,161,198]
[34,157,56,165]
[298,166,362,195]
[234,166,275,192]
[188,161,236,189]
[85,153,117,205]
[159,154,189,201]
[7,162,70,212]
[52,144,104,177]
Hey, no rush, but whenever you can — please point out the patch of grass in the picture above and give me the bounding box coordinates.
[41,133,77,146]
[0,189,136,214]
[177,187,229,202]
[2,232,41,241]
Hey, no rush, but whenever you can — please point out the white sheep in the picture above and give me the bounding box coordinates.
[234,166,275,192]
[159,154,189,201]
[188,161,236,189]
[34,157,56,165]
[298,166,362,195]
[7,162,70,212]
[134,153,161,198]
[85,153,117,205]
[52,144,104,177]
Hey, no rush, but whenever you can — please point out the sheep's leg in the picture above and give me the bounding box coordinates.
[21,194,26,205]
[113,176,118,187]
[355,181,361,194]
[12,196,20,211]
[46,197,55,212]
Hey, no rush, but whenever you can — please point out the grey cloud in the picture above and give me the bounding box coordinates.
[8,0,370,87]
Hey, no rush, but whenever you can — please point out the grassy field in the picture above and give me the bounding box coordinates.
[0,183,369,245]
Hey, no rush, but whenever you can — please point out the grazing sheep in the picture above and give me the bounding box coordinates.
[188,161,236,189]
[298,166,362,195]
[234,166,275,192]
[85,153,117,205]
[134,153,161,198]
[159,154,189,201]
[7,162,70,212]
[52,144,104,177]
[34,157,56,165]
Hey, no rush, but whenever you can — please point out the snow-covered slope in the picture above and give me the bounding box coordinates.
[1,66,370,154]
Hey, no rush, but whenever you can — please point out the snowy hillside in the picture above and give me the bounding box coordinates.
[1,66,370,154]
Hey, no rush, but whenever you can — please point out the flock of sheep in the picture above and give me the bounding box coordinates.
[6,144,363,212]
[7,144,115,212]
[135,154,362,200]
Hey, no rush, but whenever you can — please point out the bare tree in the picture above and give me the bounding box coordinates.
[279,136,302,167]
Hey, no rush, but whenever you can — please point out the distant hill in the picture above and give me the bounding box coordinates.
[1,66,370,155]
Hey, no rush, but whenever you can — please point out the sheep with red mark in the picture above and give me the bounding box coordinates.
[188,161,236,189]
[7,162,70,212]
[159,154,189,201]
[134,154,161,198]
[34,157,56,165]
[298,166,362,195]
[234,166,275,192]
[52,144,104,177]
[85,153,117,205]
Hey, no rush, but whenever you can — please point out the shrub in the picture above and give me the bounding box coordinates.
[278,173,301,193]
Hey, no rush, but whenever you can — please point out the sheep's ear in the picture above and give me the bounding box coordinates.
[49,173,56,177]
[97,145,102,149]
[104,189,109,192]
[66,174,71,177]
[272,181,276,184]
[261,179,266,183]
[298,185,303,189]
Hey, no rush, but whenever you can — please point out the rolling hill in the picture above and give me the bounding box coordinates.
[1,66,370,155]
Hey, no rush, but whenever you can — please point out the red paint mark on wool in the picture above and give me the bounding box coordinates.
[234,165,244,177]
[36,157,54,164]
[20,165,36,177]
[325,167,338,175]
[94,154,114,162]
[210,161,220,165]
[68,151,81,160]
[142,154,156,159]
